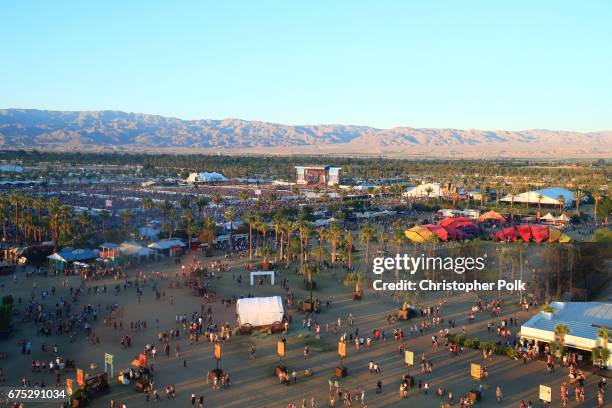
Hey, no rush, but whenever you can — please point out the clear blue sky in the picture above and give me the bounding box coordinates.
[1,1,611,131]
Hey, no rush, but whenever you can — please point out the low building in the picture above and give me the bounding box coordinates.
[520,301,612,368]
[148,239,186,257]
[47,248,99,273]
[295,166,341,186]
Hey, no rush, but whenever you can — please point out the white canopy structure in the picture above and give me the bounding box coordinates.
[148,239,185,250]
[403,183,443,198]
[501,187,575,207]
[186,172,228,183]
[236,296,284,328]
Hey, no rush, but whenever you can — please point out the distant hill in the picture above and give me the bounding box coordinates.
[1,109,610,158]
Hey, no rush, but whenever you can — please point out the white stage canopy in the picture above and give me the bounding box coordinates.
[236,296,284,327]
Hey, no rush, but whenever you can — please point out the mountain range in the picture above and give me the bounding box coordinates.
[0,109,610,158]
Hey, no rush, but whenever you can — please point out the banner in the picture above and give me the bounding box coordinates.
[105,353,113,365]
[76,368,85,387]
[66,379,74,396]
[277,340,285,358]
[539,385,552,403]
[214,342,222,360]
[138,353,147,367]
[338,341,346,358]
[404,350,414,366]
[470,363,481,379]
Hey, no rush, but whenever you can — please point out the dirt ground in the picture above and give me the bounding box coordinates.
[0,249,608,408]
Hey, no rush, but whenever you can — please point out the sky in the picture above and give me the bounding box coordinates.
[1,1,611,131]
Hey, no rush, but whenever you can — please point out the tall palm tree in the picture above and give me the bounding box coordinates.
[0,197,8,243]
[554,323,569,351]
[557,195,565,214]
[186,222,199,252]
[299,262,321,308]
[224,207,236,251]
[344,230,354,271]
[243,212,257,260]
[100,210,110,236]
[272,212,285,258]
[327,222,342,264]
[9,192,23,243]
[212,192,223,206]
[359,223,377,274]
[195,196,209,220]
[574,190,585,215]
[593,192,602,224]
[239,190,249,204]
[295,218,312,266]
[316,227,327,264]
[159,200,173,237]
[597,327,609,350]
[142,197,155,223]
[391,222,407,282]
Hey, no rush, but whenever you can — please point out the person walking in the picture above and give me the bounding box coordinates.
[495,386,502,402]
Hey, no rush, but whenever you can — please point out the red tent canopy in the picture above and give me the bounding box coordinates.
[515,225,532,242]
[438,216,469,227]
[424,224,449,241]
[531,225,549,243]
[502,227,519,241]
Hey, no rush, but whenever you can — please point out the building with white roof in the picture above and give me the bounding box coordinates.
[186,172,228,183]
[403,182,443,198]
[501,187,575,207]
[521,301,612,368]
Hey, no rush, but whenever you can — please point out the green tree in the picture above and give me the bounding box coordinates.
[359,223,377,273]
[299,262,321,308]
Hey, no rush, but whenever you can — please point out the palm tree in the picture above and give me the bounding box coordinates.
[9,192,23,243]
[142,197,155,223]
[424,186,434,204]
[344,230,354,270]
[168,208,177,238]
[574,190,585,215]
[159,200,173,237]
[557,195,565,214]
[212,192,223,206]
[186,222,199,252]
[391,222,407,282]
[597,327,609,350]
[224,207,236,252]
[295,218,312,267]
[272,212,285,259]
[0,198,8,243]
[359,223,377,273]
[299,262,321,308]
[536,194,543,212]
[327,222,342,264]
[239,190,249,204]
[195,196,209,220]
[593,192,602,225]
[243,212,257,260]
[100,210,110,236]
[344,271,365,297]
[554,323,569,352]
[316,227,327,264]
[199,216,216,253]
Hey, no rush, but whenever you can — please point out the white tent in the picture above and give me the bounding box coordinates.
[186,172,228,183]
[236,296,284,328]
[501,187,575,207]
[403,183,443,198]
